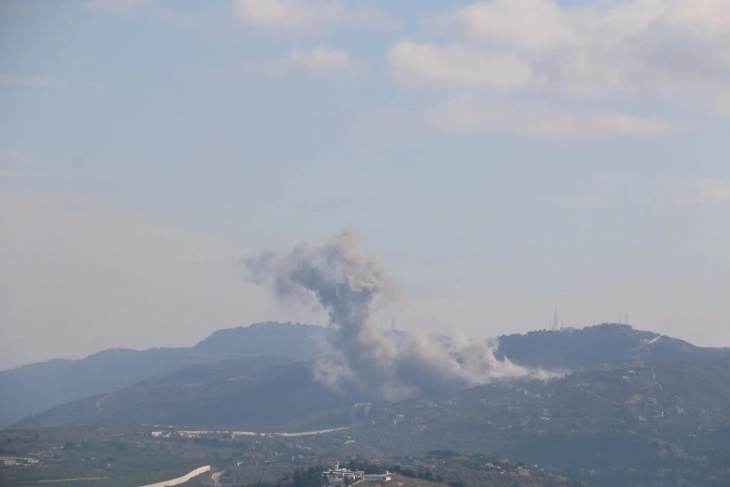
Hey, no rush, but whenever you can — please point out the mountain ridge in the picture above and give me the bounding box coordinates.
[3,322,728,430]
[0,322,322,429]
[497,322,729,369]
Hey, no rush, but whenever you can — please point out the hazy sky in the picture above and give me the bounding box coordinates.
[2,0,729,370]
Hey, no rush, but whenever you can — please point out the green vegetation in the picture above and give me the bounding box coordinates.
[5,323,730,486]
[13,356,357,432]
[0,428,205,487]
[0,322,327,429]
[240,467,327,487]
[339,358,730,486]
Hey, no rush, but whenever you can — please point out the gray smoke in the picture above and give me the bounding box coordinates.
[247,229,555,401]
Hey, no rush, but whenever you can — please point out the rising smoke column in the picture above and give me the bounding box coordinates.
[248,229,554,401]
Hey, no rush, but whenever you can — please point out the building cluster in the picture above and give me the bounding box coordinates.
[323,462,391,487]
[1,456,41,467]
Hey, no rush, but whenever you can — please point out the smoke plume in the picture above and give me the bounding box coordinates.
[247,229,554,401]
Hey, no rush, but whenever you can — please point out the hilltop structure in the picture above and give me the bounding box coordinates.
[323,462,391,487]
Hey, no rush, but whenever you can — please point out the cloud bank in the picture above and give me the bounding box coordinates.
[385,0,730,138]
[266,46,359,75]
[233,0,397,35]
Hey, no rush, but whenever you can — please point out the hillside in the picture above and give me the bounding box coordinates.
[341,358,730,486]
[190,322,327,362]
[6,322,730,436]
[6,356,730,485]
[497,323,729,369]
[0,347,189,429]
[13,356,361,432]
[12,326,730,485]
[228,460,584,487]
[0,322,325,428]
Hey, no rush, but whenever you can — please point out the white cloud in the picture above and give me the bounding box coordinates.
[268,46,359,74]
[433,0,730,109]
[0,169,47,178]
[232,0,398,35]
[233,0,342,33]
[384,0,730,138]
[0,150,49,178]
[421,95,675,139]
[82,0,222,32]
[438,0,579,53]
[388,40,531,90]
[671,179,730,207]
[83,0,146,14]
[0,149,37,164]
[0,75,56,87]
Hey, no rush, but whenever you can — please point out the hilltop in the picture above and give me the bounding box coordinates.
[4,322,724,430]
[5,322,730,426]
[0,322,324,428]
[4,322,728,430]
[497,323,728,369]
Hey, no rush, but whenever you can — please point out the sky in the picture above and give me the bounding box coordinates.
[1,0,729,370]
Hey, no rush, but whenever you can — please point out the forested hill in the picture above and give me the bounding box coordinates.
[0,322,323,429]
[3,322,728,430]
[497,323,729,369]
